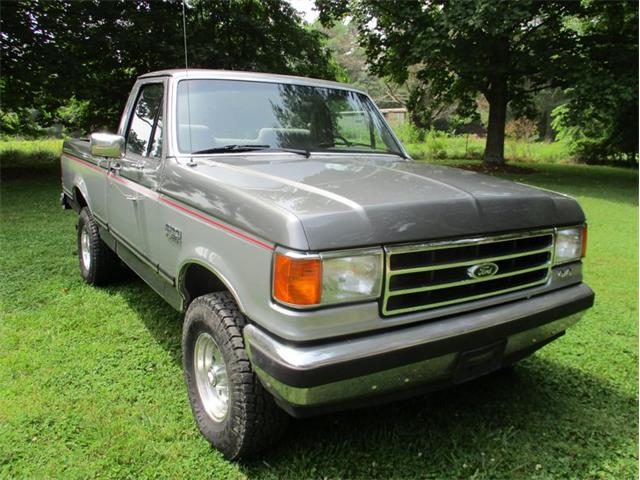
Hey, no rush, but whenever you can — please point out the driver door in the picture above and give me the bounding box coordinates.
[107,81,164,257]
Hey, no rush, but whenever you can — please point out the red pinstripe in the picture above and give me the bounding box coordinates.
[159,196,273,250]
[62,152,274,251]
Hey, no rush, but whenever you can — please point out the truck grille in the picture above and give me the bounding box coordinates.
[382,230,554,316]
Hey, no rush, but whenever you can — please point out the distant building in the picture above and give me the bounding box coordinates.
[379,107,407,124]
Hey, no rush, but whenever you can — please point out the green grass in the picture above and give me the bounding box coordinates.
[0,138,63,170]
[389,123,573,163]
[402,135,572,164]
[0,135,577,166]
[1,141,637,479]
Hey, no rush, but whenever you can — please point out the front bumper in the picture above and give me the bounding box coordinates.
[244,283,594,417]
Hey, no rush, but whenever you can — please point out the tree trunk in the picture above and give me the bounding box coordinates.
[484,78,508,165]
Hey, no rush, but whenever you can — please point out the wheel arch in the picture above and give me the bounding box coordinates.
[71,181,91,212]
[73,186,88,209]
[178,260,245,312]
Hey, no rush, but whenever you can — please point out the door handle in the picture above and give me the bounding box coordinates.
[124,193,143,201]
[111,161,144,171]
[109,169,144,201]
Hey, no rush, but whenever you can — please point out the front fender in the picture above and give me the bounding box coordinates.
[72,176,92,210]
[176,258,246,312]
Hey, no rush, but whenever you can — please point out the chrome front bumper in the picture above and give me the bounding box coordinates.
[244,283,594,417]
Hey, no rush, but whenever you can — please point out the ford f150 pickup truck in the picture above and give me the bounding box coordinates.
[60,69,594,459]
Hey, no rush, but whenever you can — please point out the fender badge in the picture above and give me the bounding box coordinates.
[165,224,182,243]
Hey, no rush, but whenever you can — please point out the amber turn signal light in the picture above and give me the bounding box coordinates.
[581,224,588,258]
[273,253,322,306]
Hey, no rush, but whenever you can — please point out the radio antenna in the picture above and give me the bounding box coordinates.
[182,0,195,164]
[181,0,189,70]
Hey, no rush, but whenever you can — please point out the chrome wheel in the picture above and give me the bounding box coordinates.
[80,225,91,270]
[193,332,229,422]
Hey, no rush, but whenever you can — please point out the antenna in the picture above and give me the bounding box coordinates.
[181,0,189,70]
[182,0,195,165]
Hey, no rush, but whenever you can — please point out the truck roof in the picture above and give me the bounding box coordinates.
[138,69,366,94]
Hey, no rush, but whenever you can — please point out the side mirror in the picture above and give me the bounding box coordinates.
[90,132,124,158]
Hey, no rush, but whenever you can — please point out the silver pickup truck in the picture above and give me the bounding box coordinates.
[60,69,594,459]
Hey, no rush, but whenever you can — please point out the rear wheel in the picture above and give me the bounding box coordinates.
[182,292,289,459]
[77,207,118,285]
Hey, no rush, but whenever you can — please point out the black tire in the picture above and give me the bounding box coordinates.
[77,207,118,285]
[182,292,289,459]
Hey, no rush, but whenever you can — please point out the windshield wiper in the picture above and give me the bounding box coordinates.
[191,144,310,158]
[191,144,271,155]
[249,146,310,158]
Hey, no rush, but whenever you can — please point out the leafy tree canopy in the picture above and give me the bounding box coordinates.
[1,0,337,134]
[310,20,406,108]
[552,1,638,164]
[317,0,635,165]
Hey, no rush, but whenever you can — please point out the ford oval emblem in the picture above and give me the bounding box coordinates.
[467,262,499,279]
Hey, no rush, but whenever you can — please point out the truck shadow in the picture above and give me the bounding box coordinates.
[114,277,637,478]
[245,360,637,477]
[108,276,184,364]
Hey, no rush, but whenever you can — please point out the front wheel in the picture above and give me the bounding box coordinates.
[182,292,288,459]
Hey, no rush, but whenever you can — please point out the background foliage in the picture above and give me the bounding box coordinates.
[551,1,638,164]
[316,0,638,164]
[0,0,337,135]
[1,0,637,165]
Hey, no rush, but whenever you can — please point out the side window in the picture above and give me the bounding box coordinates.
[126,83,164,158]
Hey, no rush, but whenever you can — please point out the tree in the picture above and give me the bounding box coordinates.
[551,1,638,164]
[0,0,337,134]
[310,19,405,108]
[311,20,463,131]
[317,0,589,165]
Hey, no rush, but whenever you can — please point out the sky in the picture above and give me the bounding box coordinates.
[287,0,319,23]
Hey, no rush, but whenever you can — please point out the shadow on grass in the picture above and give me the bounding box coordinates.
[1,165,61,181]
[109,276,184,363]
[114,276,636,478]
[0,150,60,179]
[242,358,636,478]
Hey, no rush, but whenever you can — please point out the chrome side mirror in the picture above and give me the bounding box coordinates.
[90,132,124,158]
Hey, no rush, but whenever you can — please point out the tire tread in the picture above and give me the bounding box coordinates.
[78,207,118,285]
[183,292,288,459]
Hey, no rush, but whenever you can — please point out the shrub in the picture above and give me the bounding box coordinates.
[505,117,539,142]
[55,97,90,136]
[393,122,427,144]
[552,102,638,166]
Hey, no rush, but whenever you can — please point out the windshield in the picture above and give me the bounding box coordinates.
[176,79,403,156]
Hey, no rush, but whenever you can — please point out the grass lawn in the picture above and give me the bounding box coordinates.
[403,136,572,164]
[1,141,637,479]
[391,125,573,164]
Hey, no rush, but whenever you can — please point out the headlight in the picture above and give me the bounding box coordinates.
[554,225,587,265]
[273,248,383,307]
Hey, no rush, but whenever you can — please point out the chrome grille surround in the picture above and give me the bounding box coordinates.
[382,229,555,316]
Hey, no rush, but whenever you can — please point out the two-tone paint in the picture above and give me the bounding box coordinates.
[61,69,594,415]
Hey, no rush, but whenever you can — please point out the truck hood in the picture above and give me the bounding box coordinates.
[164,154,585,250]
